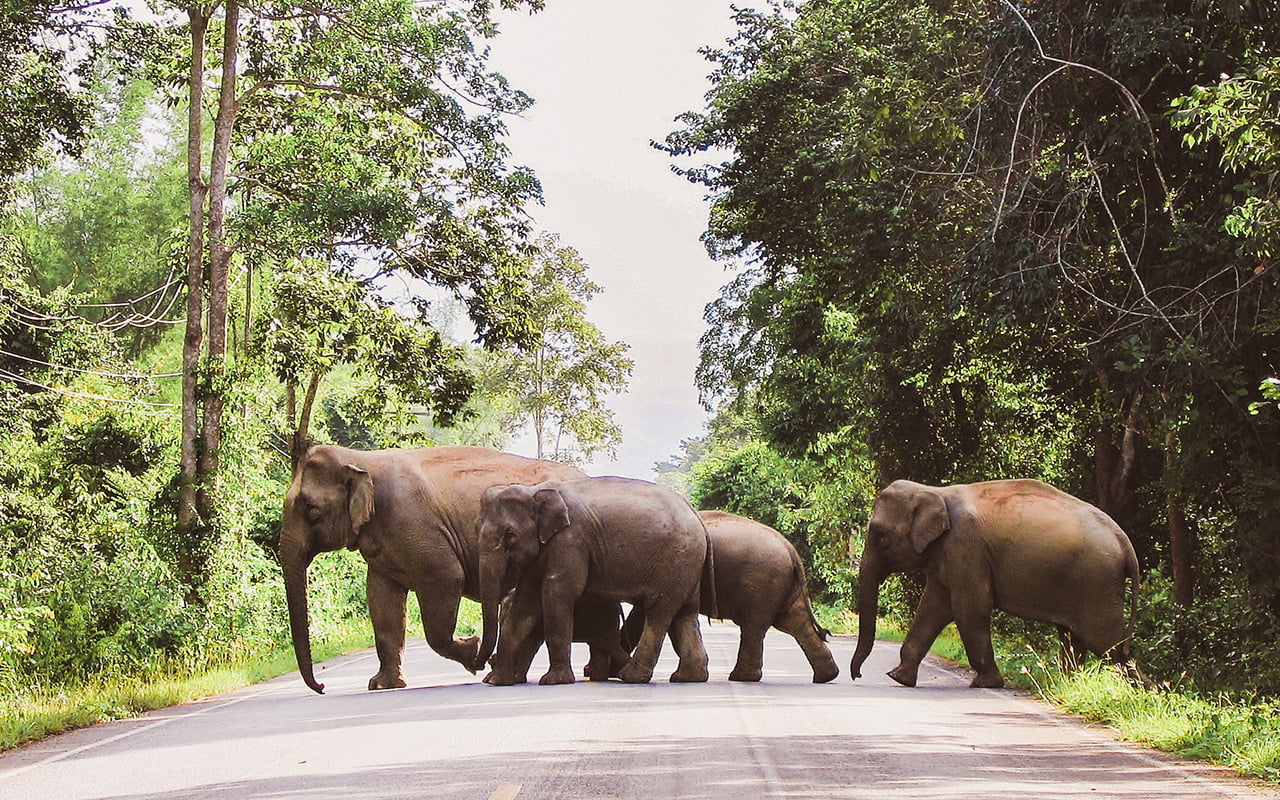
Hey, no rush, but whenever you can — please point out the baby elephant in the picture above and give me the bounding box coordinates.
[475,476,712,685]
[620,511,838,683]
[850,479,1144,689]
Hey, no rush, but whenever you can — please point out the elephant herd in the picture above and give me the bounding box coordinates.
[281,444,1144,695]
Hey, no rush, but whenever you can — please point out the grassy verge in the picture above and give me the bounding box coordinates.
[0,600,486,754]
[0,623,373,753]
[825,608,1280,782]
[1018,658,1280,782]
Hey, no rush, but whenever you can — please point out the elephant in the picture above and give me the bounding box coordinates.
[612,511,838,683]
[482,593,632,685]
[475,476,712,685]
[693,511,838,682]
[848,478,1143,689]
[280,443,583,694]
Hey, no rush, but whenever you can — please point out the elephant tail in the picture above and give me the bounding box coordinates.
[1125,538,1141,636]
[700,530,719,620]
[783,546,829,642]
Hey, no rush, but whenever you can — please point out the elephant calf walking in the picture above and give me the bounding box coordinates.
[849,479,1144,689]
[618,511,838,683]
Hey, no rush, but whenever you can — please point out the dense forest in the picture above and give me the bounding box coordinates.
[0,0,631,698]
[2,0,1279,711]
[657,0,1280,695]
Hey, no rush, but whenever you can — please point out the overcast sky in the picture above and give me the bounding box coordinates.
[486,1,742,479]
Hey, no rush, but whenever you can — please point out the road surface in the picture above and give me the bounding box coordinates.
[0,623,1273,799]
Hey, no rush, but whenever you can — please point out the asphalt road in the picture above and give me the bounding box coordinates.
[0,623,1274,800]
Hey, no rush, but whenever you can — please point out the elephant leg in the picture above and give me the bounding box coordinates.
[667,604,709,683]
[486,585,543,686]
[366,570,409,690]
[890,580,953,688]
[775,603,839,683]
[618,602,678,684]
[728,620,767,682]
[950,583,1003,689]
[416,576,478,672]
[538,577,585,686]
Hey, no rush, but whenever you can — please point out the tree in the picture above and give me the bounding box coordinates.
[250,257,473,464]
[665,0,1280,684]
[484,235,631,463]
[159,0,546,589]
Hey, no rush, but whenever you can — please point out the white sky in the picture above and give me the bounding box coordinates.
[487,1,743,479]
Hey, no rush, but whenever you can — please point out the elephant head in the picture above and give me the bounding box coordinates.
[473,483,572,671]
[279,446,376,694]
[849,480,950,678]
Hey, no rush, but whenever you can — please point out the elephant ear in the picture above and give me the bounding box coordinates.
[909,489,950,554]
[346,465,375,549]
[534,488,571,544]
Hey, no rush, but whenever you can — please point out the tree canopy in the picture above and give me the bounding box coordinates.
[664,0,1280,693]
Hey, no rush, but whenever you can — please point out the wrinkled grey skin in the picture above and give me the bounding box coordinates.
[849,479,1144,689]
[280,444,583,694]
[476,476,711,685]
[695,511,838,682]
[615,511,838,683]
[483,593,631,685]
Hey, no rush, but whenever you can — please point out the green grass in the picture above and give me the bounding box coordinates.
[0,600,486,754]
[1026,662,1280,782]
[838,611,1280,783]
[0,622,374,753]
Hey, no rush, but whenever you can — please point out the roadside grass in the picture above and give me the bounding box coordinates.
[1013,654,1280,783]
[829,608,1280,782]
[0,600,487,754]
[0,622,373,753]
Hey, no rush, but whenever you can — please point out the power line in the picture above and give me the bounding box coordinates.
[0,348,182,379]
[0,367,179,408]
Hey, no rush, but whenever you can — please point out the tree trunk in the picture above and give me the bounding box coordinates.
[1165,431,1195,606]
[290,371,322,469]
[178,7,208,586]
[198,0,240,520]
[1094,378,1142,528]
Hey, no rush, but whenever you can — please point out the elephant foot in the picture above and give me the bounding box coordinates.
[811,661,840,683]
[539,664,576,685]
[670,664,709,683]
[728,665,762,682]
[454,636,480,673]
[585,656,613,682]
[618,661,654,684]
[483,669,526,686]
[887,665,919,687]
[970,672,1005,689]
[368,671,407,690]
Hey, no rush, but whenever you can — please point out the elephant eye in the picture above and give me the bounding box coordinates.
[502,528,516,548]
[304,504,322,524]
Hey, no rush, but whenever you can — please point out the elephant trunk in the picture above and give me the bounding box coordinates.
[849,548,883,681]
[473,554,504,673]
[281,533,325,694]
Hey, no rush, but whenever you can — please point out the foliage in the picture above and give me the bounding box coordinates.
[4,75,187,354]
[1020,660,1280,782]
[479,234,632,463]
[664,0,1280,696]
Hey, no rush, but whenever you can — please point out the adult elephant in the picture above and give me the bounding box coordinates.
[476,476,712,685]
[280,444,583,694]
[849,479,1143,689]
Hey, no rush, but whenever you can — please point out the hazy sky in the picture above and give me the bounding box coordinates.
[487,1,742,479]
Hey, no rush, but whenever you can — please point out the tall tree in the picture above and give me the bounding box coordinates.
[665,0,1280,619]
[484,235,632,463]
[163,0,546,589]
